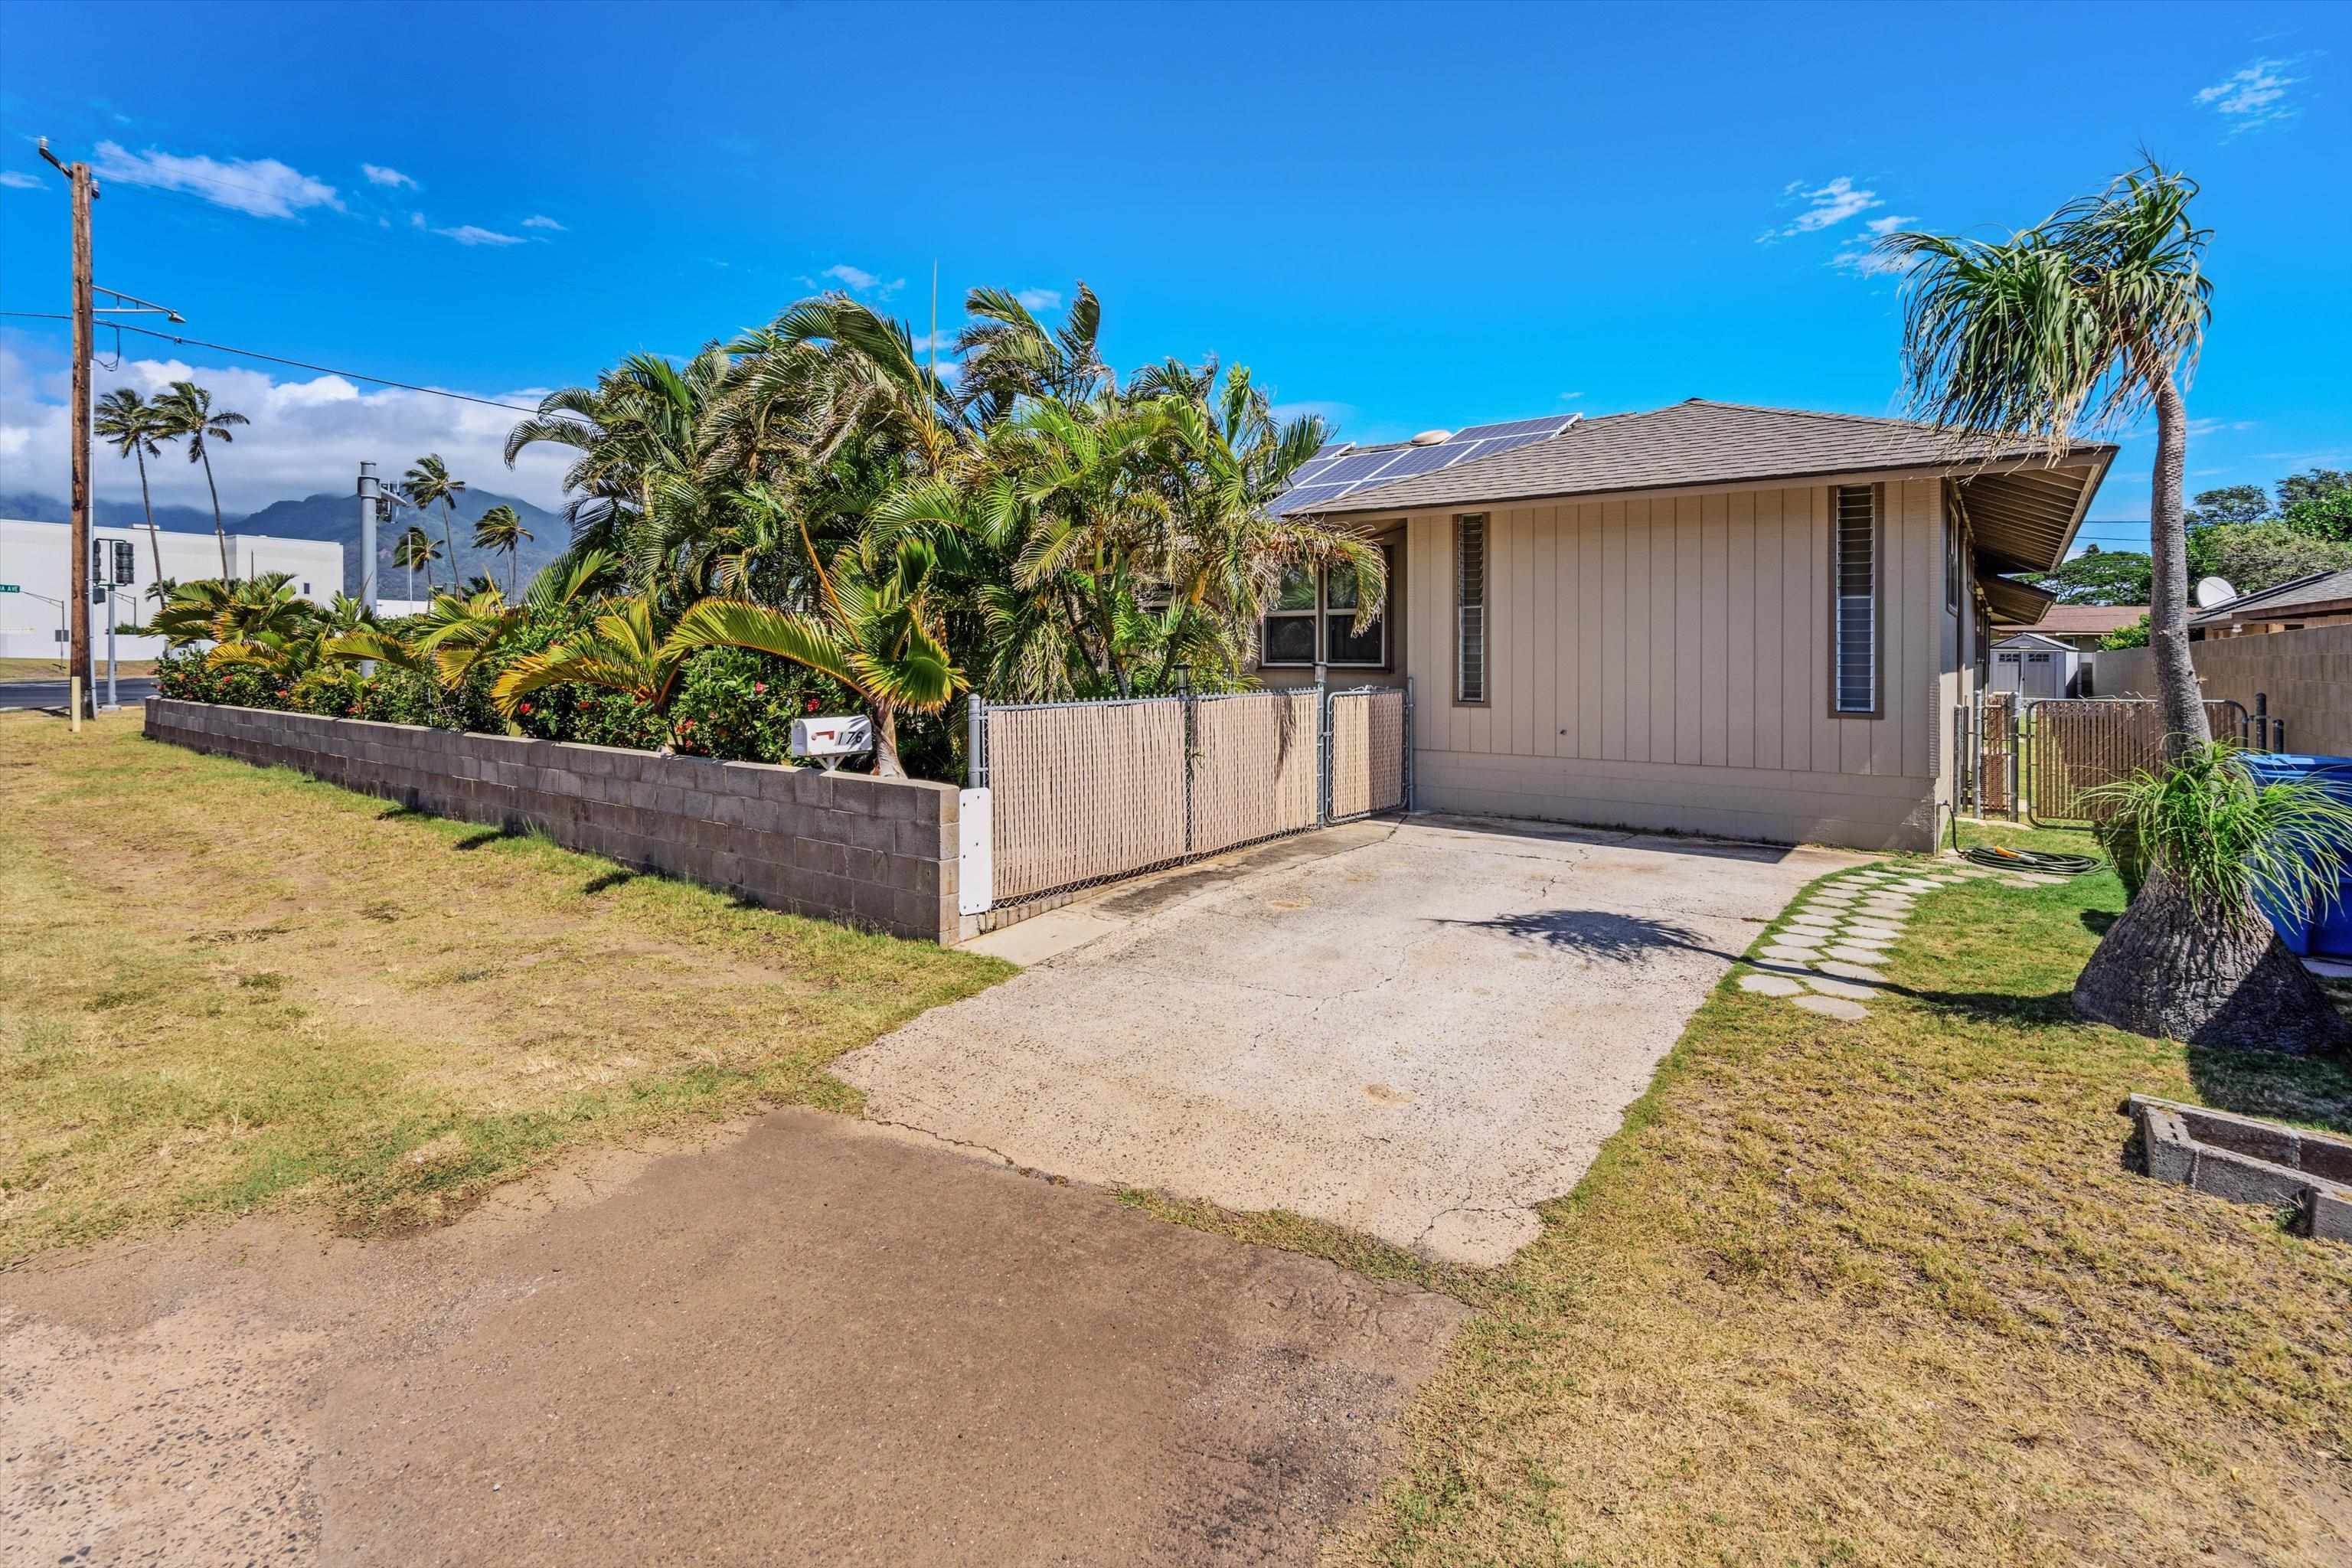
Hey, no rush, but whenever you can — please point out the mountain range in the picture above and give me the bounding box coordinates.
[2,488,571,598]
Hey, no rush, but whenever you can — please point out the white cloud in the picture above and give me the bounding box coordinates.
[1560,391,1584,402]
[2185,417,2256,438]
[361,163,416,189]
[90,141,342,219]
[1015,287,1063,312]
[1864,214,1916,236]
[433,224,524,247]
[1773,175,1882,237]
[0,351,573,514]
[818,263,906,297]
[1831,245,1916,278]
[410,211,426,229]
[2195,57,2307,132]
[0,171,42,191]
[521,214,566,230]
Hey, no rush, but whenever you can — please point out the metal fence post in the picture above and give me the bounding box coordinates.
[1403,676,1416,812]
[966,693,986,789]
[1317,681,1333,825]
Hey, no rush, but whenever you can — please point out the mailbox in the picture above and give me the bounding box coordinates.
[789,714,874,768]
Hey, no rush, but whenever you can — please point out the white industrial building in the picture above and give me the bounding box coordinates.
[0,518,343,660]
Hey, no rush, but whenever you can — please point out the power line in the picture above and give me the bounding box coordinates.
[0,311,539,412]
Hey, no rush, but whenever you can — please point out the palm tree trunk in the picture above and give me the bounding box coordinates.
[133,444,165,589]
[872,704,906,778]
[440,501,460,587]
[2075,868,2349,1052]
[201,449,231,579]
[2145,367,2210,762]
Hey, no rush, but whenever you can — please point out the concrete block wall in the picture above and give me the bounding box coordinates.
[145,698,962,942]
[2093,623,2352,757]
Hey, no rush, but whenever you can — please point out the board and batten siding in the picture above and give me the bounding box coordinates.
[1394,479,1951,850]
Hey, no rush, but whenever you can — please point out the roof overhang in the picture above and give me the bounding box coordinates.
[1978,572,2059,625]
[1949,446,2118,574]
[1992,629,2073,651]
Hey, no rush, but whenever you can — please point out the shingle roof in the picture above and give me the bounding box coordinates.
[2193,567,2352,625]
[1305,398,2108,516]
[1992,604,2148,635]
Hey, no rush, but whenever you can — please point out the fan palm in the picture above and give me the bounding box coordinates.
[1878,162,2341,1051]
[472,504,531,596]
[152,381,248,578]
[489,596,696,737]
[401,455,468,588]
[93,388,169,586]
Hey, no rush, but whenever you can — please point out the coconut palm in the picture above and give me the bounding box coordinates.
[152,381,248,578]
[472,503,532,596]
[401,455,468,588]
[1877,162,2342,1050]
[393,524,442,595]
[93,388,169,586]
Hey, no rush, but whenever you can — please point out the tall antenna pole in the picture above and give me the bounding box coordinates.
[41,137,96,721]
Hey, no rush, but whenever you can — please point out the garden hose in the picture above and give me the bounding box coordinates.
[1961,844,2102,877]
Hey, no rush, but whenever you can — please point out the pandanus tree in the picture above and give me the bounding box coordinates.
[152,381,247,579]
[93,388,170,587]
[1878,161,2347,1051]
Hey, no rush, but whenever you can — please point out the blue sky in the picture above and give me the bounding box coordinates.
[1,0,2345,552]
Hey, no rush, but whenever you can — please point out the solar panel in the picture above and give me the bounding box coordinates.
[1269,413,1579,513]
[1452,416,1578,442]
[1268,482,1357,517]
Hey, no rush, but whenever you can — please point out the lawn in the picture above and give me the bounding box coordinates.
[1308,822,2352,1566]
[0,710,1011,1259]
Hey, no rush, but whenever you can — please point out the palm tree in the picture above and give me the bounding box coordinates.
[93,388,170,587]
[1877,160,2341,1050]
[393,524,442,596]
[152,381,248,578]
[401,455,468,590]
[472,503,531,596]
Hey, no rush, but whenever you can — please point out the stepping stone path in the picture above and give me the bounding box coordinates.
[1730,858,1978,1021]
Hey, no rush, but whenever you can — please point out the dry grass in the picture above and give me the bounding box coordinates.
[0,710,1010,1259]
[0,658,156,681]
[1308,831,2352,1567]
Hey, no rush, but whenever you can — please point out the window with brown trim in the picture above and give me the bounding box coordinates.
[1455,514,1487,704]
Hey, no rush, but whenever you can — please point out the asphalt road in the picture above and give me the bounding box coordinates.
[0,678,158,711]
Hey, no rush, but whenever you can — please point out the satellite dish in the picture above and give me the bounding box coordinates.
[2195,576,2238,609]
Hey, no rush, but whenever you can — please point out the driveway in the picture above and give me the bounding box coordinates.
[843,815,1863,1265]
[3,1109,1463,1566]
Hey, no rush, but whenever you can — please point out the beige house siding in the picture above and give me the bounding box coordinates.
[1396,479,1955,850]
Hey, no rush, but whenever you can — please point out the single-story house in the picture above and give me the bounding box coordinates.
[1989,630,2089,699]
[1991,602,2147,650]
[2190,567,2352,639]
[1256,398,2114,851]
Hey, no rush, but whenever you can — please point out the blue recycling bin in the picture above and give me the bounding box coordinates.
[2238,753,2352,959]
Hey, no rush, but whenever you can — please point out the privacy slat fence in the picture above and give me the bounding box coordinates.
[2027,697,2251,823]
[1328,687,1409,822]
[969,681,1410,910]
[1957,693,2269,823]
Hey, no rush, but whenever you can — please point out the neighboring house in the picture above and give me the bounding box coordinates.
[1992,602,2147,651]
[1264,399,2113,851]
[2190,567,2352,639]
[0,518,343,660]
[1989,631,2088,699]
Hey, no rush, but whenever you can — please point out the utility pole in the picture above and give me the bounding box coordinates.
[358,462,381,612]
[41,137,96,721]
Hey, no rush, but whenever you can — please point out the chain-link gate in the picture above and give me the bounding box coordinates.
[961,680,1413,912]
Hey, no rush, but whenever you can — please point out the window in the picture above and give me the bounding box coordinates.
[1258,554,1390,668]
[1455,514,1487,704]
[1831,485,1879,714]
[1944,509,1961,612]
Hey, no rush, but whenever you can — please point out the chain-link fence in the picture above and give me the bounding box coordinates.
[968,681,1411,910]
